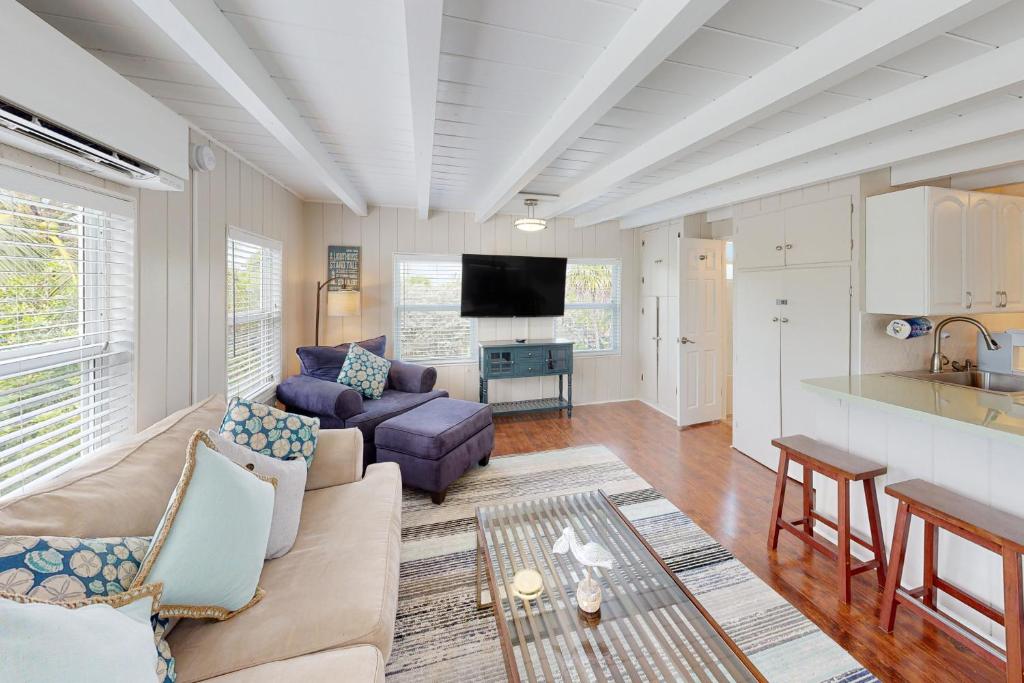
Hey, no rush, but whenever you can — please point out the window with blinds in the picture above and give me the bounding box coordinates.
[226,228,282,401]
[0,167,135,499]
[394,254,476,363]
[555,259,621,354]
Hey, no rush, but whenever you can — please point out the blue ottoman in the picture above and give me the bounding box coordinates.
[375,398,494,504]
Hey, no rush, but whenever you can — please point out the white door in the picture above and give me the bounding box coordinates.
[967,193,997,311]
[927,188,970,313]
[998,196,1024,311]
[734,211,785,269]
[678,239,725,427]
[732,269,782,469]
[658,296,678,417]
[783,196,852,266]
[780,266,851,442]
[638,296,659,405]
[640,226,668,297]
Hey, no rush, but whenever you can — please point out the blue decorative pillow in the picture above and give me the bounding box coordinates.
[338,343,391,399]
[0,535,175,682]
[219,397,319,468]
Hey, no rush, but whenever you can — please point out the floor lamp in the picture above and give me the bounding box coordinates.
[315,277,360,346]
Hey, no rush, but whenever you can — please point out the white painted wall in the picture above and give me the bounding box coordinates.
[0,130,305,431]
[300,204,639,405]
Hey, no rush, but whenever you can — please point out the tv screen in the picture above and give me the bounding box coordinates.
[460,254,567,318]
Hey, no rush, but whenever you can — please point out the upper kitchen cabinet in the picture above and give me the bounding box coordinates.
[734,196,852,270]
[866,187,1024,315]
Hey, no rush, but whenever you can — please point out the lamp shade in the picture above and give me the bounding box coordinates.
[327,289,361,317]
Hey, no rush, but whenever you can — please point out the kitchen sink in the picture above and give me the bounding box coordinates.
[892,370,1024,395]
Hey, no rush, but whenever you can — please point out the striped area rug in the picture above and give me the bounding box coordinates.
[388,445,876,682]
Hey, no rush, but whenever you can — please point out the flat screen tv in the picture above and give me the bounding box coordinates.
[460,254,567,318]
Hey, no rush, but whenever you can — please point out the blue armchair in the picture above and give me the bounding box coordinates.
[276,336,447,464]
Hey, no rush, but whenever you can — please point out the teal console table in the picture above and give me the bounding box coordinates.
[478,339,574,417]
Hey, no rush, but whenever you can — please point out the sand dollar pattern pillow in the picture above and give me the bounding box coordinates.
[0,535,175,681]
[219,396,319,468]
[338,342,391,399]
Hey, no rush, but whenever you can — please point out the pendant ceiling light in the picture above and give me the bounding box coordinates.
[514,198,547,232]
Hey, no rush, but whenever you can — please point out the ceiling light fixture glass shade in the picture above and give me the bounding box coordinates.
[514,198,547,232]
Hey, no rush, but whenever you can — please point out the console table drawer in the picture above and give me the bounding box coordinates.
[519,362,546,376]
[515,347,547,363]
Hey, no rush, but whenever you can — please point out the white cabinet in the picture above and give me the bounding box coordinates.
[866,187,1024,315]
[640,225,668,297]
[733,266,851,472]
[734,196,852,270]
[638,296,659,405]
[638,295,676,413]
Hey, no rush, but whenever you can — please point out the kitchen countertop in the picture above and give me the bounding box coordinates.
[803,373,1024,446]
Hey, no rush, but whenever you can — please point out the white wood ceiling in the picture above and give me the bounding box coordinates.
[16,0,1024,226]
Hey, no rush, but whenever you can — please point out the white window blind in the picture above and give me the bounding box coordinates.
[555,259,621,354]
[226,228,282,401]
[394,254,476,363]
[0,169,134,499]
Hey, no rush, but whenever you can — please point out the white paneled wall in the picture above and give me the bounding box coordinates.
[0,130,305,431]
[301,205,638,405]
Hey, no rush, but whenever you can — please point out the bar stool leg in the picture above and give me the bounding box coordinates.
[767,451,790,551]
[802,465,814,533]
[880,501,912,632]
[864,478,887,588]
[923,521,938,609]
[1004,548,1024,683]
[838,476,852,603]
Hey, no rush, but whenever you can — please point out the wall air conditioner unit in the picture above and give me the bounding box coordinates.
[0,0,189,191]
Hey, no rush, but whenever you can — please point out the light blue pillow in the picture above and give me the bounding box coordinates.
[219,397,319,468]
[0,535,175,681]
[132,432,275,620]
[338,342,391,399]
[0,583,164,683]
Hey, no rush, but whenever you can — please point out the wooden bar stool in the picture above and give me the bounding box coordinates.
[767,435,888,604]
[880,479,1024,683]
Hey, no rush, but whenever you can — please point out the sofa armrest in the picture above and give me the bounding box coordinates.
[306,428,364,489]
[387,359,437,393]
[277,374,364,420]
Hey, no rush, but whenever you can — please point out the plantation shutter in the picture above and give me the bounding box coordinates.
[226,228,282,401]
[394,254,475,362]
[0,165,135,499]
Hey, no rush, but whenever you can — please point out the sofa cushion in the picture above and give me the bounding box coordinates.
[344,389,448,438]
[0,396,227,539]
[203,646,385,683]
[375,398,493,460]
[165,463,401,683]
[296,336,387,382]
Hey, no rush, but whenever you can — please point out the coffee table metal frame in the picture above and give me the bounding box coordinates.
[475,489,765,682]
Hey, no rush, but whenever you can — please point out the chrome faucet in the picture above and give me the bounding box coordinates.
[930,317,1000,373]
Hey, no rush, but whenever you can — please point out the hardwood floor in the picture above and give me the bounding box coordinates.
[492,401,1003,683]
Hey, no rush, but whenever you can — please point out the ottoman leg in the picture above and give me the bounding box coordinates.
[479,452,491,467]
[431,488,448,505]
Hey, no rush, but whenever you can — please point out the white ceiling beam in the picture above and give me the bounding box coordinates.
[620,98,1024,229]
[402,0,442,220]
[892,131,1024,185]
[130,0,367,214]
[575,36,1024,226]
[541,0,1011,219]
[473,0,730,223]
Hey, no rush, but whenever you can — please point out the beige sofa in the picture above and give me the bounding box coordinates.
[0,396,401,682]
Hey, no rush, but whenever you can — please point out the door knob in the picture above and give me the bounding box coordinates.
[678,337,695,344]
[772,317,779,322]
[775,245,783,251]
[780,317,790,323]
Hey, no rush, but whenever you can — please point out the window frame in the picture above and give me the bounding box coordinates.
[0,161,137,500]
[393,252,477,365]
[555,257,623,357]
[226,226,283,403]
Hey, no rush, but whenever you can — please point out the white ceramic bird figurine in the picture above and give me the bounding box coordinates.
[552,526,614,571]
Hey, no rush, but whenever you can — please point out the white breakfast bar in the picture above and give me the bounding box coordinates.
[801,373,1024,649]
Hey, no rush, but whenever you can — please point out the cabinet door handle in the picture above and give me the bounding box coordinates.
[775,245,783,251]
[1001,291,1008,307]
[654,258,664,264]
[781,317,790,323]
[965,291,973,309]
[772,317,779,323]
[785,243,793,250]
[678,336,695,344]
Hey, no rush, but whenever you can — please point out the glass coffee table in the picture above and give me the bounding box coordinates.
[476,490,764,682]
